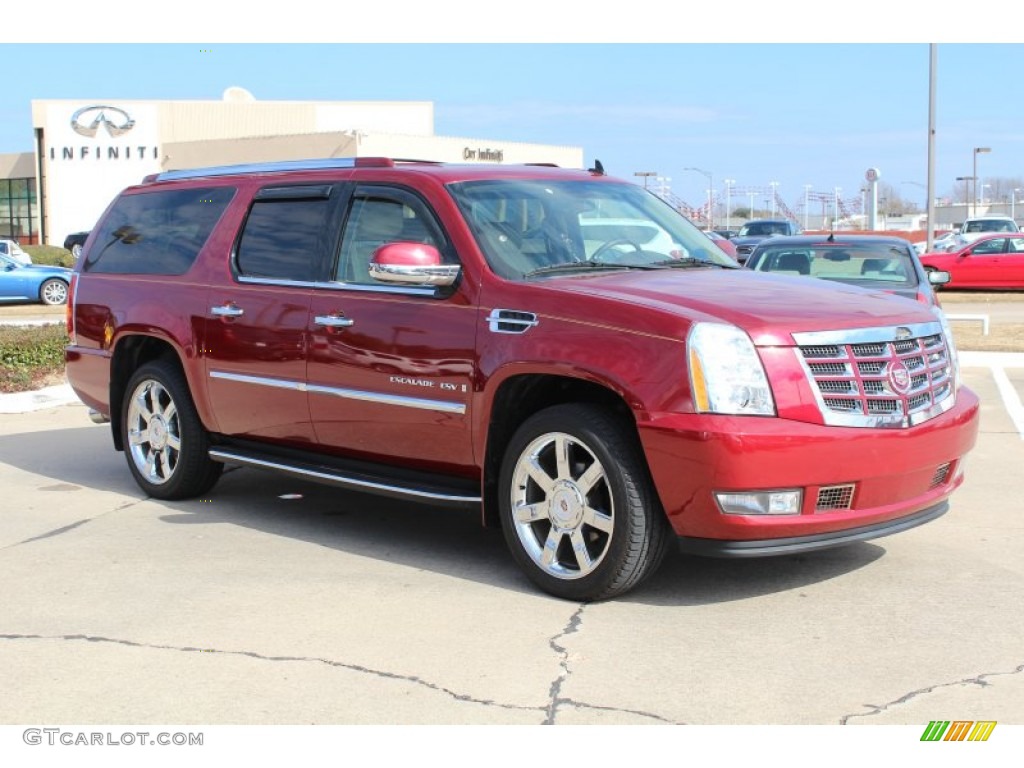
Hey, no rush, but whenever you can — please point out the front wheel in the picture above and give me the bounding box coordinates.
[121,360,222,500]
[39,278,68,305]
[498,403,671,601]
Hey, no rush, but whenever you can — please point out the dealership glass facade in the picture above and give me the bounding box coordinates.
[0,177,38,243]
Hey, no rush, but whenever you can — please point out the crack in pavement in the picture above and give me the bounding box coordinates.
[541,605,678,725]
[1,498,146,551]
[839,662,1024,724]
[1,629,681,723]
[0,631,540,716]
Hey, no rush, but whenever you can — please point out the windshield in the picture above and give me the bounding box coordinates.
[738,221,790,237]
[747,244,920,289]
[447,179,735,280]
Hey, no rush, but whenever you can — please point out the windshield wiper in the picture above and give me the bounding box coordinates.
[651,257,738,270]
[524,260,660,278]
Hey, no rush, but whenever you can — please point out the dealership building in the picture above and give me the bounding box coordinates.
[0,90,584,247]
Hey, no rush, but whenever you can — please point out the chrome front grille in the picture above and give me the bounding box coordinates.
[794,322,955,428]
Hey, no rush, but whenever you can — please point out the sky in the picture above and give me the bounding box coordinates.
[5,5,1023,216]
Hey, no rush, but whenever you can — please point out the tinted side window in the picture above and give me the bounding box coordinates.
[236,197,332,281]
[85,187,235,275]
[336,190,446,285]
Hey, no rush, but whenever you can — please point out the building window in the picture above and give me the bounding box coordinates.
[0,177,38,244]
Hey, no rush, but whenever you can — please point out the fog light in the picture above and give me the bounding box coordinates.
[715,490,803,515]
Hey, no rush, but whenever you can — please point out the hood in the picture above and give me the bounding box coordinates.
[534,267,937,346]
[17,264,72,276]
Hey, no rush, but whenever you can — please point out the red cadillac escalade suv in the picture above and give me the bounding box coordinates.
[65,158,980,600]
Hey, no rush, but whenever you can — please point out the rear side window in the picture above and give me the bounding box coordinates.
[236,193,334,282]
[85,186,235,274]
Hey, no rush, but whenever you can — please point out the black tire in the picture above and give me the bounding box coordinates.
[39,278,69,306]
[121,360,222,500]
[498,403,671,601]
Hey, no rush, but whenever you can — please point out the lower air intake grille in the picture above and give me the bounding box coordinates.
[816,484,855,511]
[930,462,952,489]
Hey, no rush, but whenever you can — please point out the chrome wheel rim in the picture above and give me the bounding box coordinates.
[510,432,614,580]
[126,379,181,485]
[42,281,67,305]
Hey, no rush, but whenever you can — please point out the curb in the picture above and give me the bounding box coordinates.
[0,383,80,414]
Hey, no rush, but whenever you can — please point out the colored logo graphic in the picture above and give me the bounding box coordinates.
[920,720,997,742]
[71,105,136,138]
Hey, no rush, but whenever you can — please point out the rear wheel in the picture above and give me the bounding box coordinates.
[498,403,671,601]
[39,278,68,305]
[121,360,222,499]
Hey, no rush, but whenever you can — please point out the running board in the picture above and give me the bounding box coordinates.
[209,448,482,509]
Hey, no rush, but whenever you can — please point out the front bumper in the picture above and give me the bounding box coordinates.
[638,387,979,546]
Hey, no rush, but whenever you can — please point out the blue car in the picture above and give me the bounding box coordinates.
[0,252,73,305]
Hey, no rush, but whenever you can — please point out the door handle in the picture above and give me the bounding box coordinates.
[314,314,355,328]
[211,304,244,318]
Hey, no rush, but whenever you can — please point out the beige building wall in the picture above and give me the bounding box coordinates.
[0,152,35,178]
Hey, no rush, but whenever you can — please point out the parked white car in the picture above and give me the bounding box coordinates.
[955,215,1019,248]
[0,239,32,265]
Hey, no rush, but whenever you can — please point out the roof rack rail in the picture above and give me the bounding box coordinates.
[524,162,560,167]
[153,157,396,182]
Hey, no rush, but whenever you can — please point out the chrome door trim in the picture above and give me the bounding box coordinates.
[208,371,466,414]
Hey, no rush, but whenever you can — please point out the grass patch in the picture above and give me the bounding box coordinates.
[24,245,75,268]
[0,324,68,393]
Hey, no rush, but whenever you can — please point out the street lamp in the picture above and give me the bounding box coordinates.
[973,147,991,216]
[768,181,780,218]
[634,171,657,190]
[723,178,735,230]
[803,184,811,230]
[684,167,713,230]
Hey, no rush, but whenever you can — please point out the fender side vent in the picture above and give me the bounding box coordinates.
[487,309,538,334]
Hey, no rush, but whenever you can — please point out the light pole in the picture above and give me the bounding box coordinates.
[803,184,811,230]
[634,171,657,190]
[833,187,842,226]
[768,181,779,218]
[684,167,713,230]
[723,178,735,230]
[972,147,991,216]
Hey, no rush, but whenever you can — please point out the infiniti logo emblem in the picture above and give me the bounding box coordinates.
[70,105,136,138]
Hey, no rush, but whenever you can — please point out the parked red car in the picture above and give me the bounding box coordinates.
[705,230,738,259]
[920,233,1024,289]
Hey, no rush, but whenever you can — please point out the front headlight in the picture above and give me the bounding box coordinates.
[933,306,961,394]
[688,322,776,416]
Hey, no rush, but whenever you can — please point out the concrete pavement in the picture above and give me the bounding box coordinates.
[0,365,1021,726]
